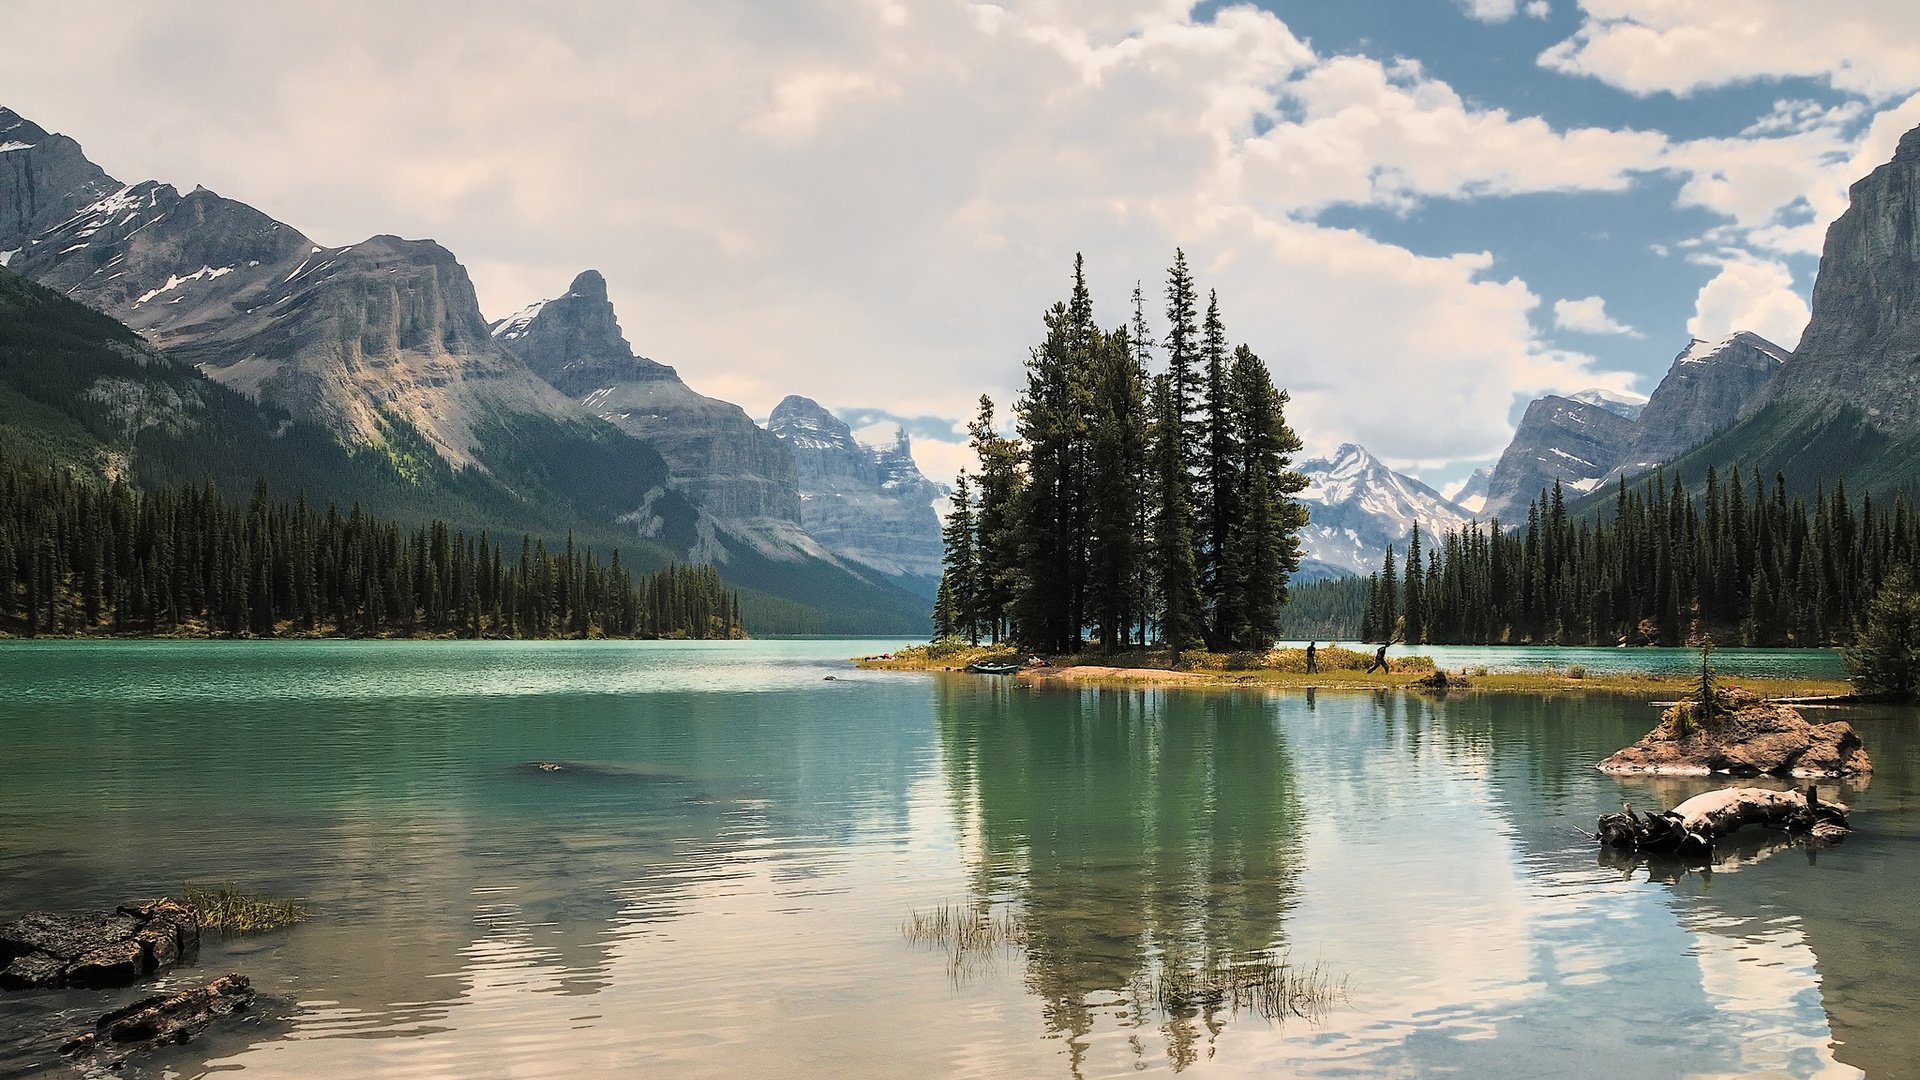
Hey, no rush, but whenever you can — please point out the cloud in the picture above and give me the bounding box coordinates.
[833,407,967,443]
[0,0,1674,481]
[1457,0,1521,22]
[1540,0,1920,99]
[1687,252,1809,349]
[1524,1,1551,18]
[1553,296,1641,336]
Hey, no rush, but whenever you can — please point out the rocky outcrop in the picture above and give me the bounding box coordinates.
[0,899,199,989]
[494,270,804,526]
[1598,690,1873,778]
[0,108,118,254]
[1763,124,1920,429]
[1482,395,1636,519]
[1295,443,1474,576]
[767,395,945,587]
[59,973,255,1061]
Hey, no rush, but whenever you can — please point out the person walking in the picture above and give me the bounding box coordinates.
[1365,642,1390,674]
[1305,641,1318,674]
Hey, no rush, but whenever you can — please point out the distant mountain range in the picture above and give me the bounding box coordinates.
[8,101,1920,626]
[0,106,941,632]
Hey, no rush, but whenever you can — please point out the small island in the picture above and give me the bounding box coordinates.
[857,642,1854,698]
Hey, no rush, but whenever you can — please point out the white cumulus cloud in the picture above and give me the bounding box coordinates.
[1553,296,1640,336]
[1540,0,1920,99]
[1687,252,1810,349]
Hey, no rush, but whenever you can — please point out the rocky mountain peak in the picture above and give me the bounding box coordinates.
[0,106,120,253]
[1566,387,1648,420]
[767,394,856,451]
[568,269,608,301]
[1896,124,1920,165]
[489,269,675,392]
[768,395,944,586]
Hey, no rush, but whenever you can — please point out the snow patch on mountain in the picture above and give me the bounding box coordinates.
[1567,386,1648,420]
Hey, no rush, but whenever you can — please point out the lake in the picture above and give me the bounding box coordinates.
[1,640,1914,1078]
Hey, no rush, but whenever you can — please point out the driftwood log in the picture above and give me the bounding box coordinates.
[1597,785,1850,859]
[59,973,254,1059]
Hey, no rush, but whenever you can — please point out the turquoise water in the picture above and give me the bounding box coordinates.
[1277,641,1851,680]
[0,640,1914,1078]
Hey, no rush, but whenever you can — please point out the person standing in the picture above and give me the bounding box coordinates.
[1305,641,1318,674]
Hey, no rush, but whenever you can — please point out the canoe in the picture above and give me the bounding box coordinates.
[966,661,1021,675]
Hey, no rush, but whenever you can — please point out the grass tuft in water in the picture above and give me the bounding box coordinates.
[901,902,1027,976]
[183,882,311,933]
[1152,951,1347,1023]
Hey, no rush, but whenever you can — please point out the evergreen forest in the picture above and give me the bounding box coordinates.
[0,442,741,640]
[934,252,1310,656]
[1280,468,1920,647]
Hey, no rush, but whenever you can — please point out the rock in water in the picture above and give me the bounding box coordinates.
[1598,690,1872,778]
[0,899,199,990]
[59,973,254,1059]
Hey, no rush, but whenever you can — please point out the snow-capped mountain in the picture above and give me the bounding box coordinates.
[1296,444,1478,577]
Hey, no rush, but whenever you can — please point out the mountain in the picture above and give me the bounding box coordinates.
[0,106,931,633]
[767,395,946,593]
[1601,333,1788,483]
[1566,387,1647,420]
[1669,124,1920,496]
[1447,467,1492,516]
[0,108,118,255]
[1481,395,1637,519]
[1295,443,1476,577]
[490,270,823,557]
[1482,332,1787,519]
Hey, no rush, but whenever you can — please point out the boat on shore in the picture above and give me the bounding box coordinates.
[966,661,1021,675]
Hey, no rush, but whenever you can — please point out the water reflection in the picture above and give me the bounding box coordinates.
[935,681,1307,1073]
[3,642,1918,1078]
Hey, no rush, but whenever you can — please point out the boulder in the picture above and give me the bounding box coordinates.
[1599,690,1873,777]
[0,898,200,990]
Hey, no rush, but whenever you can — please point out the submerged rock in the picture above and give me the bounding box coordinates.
[0,899,199,990]
[1598,690,1873,778]
[59,973,254,1060]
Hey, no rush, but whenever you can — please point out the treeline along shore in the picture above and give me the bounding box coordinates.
[1281,469,1920,648]
[0,441,741,640]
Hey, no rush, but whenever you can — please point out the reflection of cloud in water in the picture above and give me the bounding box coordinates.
[1682,912,1860,1079]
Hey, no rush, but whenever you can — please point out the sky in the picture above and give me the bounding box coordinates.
[4,1,1920,496]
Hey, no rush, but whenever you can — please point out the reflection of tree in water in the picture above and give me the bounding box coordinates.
[935,681,1307,1073]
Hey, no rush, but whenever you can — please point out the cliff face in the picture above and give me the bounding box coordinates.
[493,270,804,527]
[10,171,587,470]
[1764,125,1920,428]
[767,395,945,588]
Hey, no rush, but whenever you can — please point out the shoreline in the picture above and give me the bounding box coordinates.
[856,644,1854,699]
